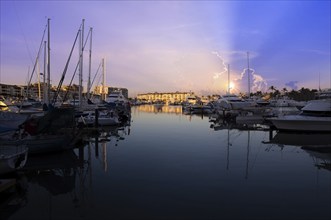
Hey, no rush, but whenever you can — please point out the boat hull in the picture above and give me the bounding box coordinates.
[0,112,28,130]
[0,134,74,155]
[269,115,331,132]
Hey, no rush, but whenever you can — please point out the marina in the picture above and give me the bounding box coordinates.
[1,1,330,219]
[1,104,331,220]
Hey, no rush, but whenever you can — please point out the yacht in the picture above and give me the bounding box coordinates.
[105,90,128,105]
[268,99,331,132]
[315,88,331,100]
[78,109,120,126]
[185,95,198,105]
[215,93,254,110]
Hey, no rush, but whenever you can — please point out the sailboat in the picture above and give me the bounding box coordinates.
[214,63,254,119]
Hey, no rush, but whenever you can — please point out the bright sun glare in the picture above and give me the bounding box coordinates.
[229,82,235,90]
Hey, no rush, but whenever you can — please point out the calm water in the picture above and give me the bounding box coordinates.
[3,105,331,220]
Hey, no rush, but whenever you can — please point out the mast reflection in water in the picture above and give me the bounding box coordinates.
[4,105,331,220]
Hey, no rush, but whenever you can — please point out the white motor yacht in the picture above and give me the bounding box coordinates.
[215,94,254,110]
[268,99,331,132]
[105,91,128,105]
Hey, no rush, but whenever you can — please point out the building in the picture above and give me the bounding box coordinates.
[0,83,79,102]
[0,84,22,97]
[136,91,195,104]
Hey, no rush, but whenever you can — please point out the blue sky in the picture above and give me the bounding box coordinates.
[1,1,330,97]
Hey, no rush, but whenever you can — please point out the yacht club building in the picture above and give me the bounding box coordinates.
[136,91,195,104]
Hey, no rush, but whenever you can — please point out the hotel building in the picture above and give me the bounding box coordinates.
[136,91,196,104]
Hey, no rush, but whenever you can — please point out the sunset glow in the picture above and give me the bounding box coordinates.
[0,1,330,97]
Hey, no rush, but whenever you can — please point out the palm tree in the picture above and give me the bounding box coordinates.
[268,86,276,97]
[268,86,276,93]
[282,87,288,96]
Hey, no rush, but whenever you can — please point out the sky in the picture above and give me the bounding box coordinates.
[1,1,330,97]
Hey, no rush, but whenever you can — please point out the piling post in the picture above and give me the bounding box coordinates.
[269,129,273,141]
[95,135,99,158]
[95,108,99,128]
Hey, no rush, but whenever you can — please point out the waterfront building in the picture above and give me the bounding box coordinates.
[0,83,22,97]
[0,83,88,103]
[136,91,195,104]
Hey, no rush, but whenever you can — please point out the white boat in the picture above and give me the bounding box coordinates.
[105,90,128,105]
[185,95,198,105]
[315,88,331,100]
[0,111,29,133]
[269,96,306,109]
[79,109,120,126]
[183,103,213,114]
[0,145,28,174]
[215,94,254,110]
[268,99,331,132]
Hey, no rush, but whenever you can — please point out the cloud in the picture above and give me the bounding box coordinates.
[233,68,268,93]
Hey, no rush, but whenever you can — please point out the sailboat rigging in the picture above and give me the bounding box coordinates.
[52,28,81,105]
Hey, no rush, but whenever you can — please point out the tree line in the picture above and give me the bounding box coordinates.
[250,86,318,101]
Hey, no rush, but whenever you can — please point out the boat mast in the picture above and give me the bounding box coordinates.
[87,27,92,99]
[43,40,47,104]
[247,51,250,98]
[227,64,230,94]
[102,58,106,101]
[37,59,41,101]
[47,18,51,105]
[79,19,85,109]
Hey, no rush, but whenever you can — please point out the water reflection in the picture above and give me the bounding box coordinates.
[209,118,256,180]
[0,149,85,220]
[86,125,130,172]
[304,149,331,172]
[135,104,183,114]
[266,131,331,148]
[3,123,131,219]
[1,122,132,219]
[210,117,331,176]
[263,131,331,172]
[0,175,27,220]
[3,106,331,220]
